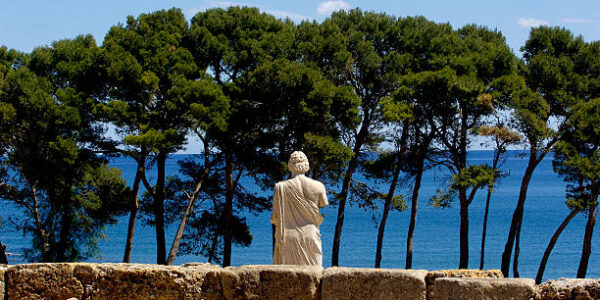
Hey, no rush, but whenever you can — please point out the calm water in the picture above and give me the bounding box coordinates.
[1,150,598,282]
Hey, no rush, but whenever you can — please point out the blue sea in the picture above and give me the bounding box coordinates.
[1,150,598,282]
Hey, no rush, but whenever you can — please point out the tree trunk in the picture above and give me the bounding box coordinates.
[29,184,50,261]
[374,160,402,268]
[123,163,143,263]
[501,157,536,277]
[208,232,219,263]
[154,152,167,265]
[480,148,501,270]
[479,183,493,270]
[457,106,470,269]
[223,152,234,267]
[513,221,522,277]
[166,196,195,265]
[166,164,210,265]
[459,189,469,269]
[56,200,74,261]
[577,204,596,278]
[536,209,579,284]
[406,160,424,269]
[0,239,7,264]
[332,147,361,266]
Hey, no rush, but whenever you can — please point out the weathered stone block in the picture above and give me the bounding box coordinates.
[0,265,7,300]
[432,278,539,300]
[426,269,503,299]
[5,263,223,300]
[321,267,427,300]
[539,278,600,300]
[80,263,223,300]
[220,265,322,300]
[5,263,87,300]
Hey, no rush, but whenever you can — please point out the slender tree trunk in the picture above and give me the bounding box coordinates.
[155,152,167,265]
[479,183,493,270]
[536,209,579,284]
[56,198,74,261]
[166,195,196,265]
[0,239,7,264]
[459,189,469,268]
[457,108,470,269]
[223,152,234,267]
[123,163,143,263]
[501,157,536,276]
[208,232,219,263]
[166,165,210,265]
[406,160,424,269]
[29,184,50,261]
[577,204,597,278]
[332,143,362,266]
[374,161,402,268]
[480,149,501,270]
[513,221,522,277]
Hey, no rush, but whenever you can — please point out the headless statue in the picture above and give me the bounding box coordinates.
[271,151,328,266]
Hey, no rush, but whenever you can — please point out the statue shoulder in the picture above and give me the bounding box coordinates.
[274,181,285,188]
[303,176,326,191]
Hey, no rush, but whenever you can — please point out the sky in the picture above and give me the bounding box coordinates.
[1,0,599,53]
[1,0,599,152]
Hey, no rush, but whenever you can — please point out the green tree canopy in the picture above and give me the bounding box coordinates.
[101,8,229,265]
[501,26,592,277]
[0,37,130,262]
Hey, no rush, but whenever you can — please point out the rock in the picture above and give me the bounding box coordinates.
[220,265,322,300]
[321,267,427,300]
[80,263,223,300]
[182,262,215,268]
[432,278,540,300]
[5,262,223,300]
[0,265,7,300]
[426,269,504,299]
[539,278,600,300]
[5,263,87,300]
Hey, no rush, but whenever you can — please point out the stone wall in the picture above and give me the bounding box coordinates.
[0,263,598,300]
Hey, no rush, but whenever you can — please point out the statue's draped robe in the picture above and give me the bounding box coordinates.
[271,175,328,266]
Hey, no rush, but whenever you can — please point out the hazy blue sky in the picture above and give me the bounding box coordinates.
[1,0,599,54]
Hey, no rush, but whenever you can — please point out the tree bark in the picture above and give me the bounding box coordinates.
[513,220,522,277]
[29,184,50,261]
[332,142,362,266]
[501,156,536,277]
[223,152,234,267]
[577,204,596,278]
[406,160,424,269]
[56,197,74,262]
[479,183,493,270]
[0,239,7,264]
[154,151,167,265]
[480,149,502,270]
[208,232,218,263]
[535,209,579,284]
[459,189,469,269]
[457,106,469,269]
[123,162,143,263]
[166,160,210,265]
[374,160,402,268]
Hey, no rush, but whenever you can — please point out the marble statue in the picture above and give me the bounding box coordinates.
[271,151,328,266]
